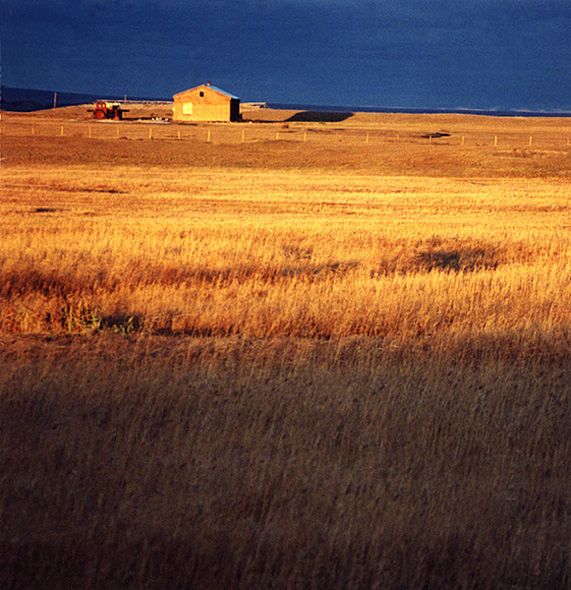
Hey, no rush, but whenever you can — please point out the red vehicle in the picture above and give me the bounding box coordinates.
[89,101,128,120]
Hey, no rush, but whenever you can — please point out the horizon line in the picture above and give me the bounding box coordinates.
[2,85,571,118]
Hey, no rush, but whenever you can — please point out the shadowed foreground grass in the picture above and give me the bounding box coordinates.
[2,335,570,590]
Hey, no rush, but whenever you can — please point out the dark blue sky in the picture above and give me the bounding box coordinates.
[2,0,570,111]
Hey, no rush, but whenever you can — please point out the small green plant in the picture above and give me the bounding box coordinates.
[61,300,102,332]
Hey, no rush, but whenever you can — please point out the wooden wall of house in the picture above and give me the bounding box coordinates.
[173,86,239,122]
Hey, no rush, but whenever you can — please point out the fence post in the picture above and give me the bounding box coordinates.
[207,129,211,143]
[494,135,498,147]
[529,136,533,147]
[60,125,64,137]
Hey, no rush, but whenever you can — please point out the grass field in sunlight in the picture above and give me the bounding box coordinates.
[1,108,570,589]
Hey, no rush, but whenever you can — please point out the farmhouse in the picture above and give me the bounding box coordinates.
[172,82,240,122]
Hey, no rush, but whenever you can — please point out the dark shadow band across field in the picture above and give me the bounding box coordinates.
[2,333,570,590]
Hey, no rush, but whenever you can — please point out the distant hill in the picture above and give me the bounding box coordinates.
[1,87,99,112]
[0,86,170,112]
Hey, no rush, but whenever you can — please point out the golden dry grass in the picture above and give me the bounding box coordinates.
[2,161,570,343]
[1,109,571,589]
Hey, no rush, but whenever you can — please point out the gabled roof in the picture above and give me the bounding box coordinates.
[203,84,240,100]
[173,84,240,101]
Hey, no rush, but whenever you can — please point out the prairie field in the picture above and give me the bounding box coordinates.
[1,107,571,589]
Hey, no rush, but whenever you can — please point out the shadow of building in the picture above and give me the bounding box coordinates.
[286,111,354,123]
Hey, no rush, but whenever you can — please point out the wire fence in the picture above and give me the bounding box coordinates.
[3,119,571,150]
